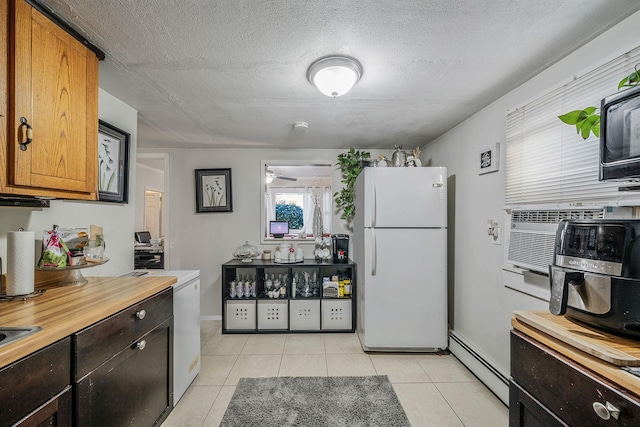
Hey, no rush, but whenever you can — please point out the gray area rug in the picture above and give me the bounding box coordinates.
[219,375,411,427]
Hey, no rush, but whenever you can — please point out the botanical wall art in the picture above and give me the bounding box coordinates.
[98,120,130,203]
[195,168,233,213]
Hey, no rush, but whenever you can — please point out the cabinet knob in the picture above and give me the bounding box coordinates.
[592,401,620,420]
[136,309,146,320]
[18,117,33,151]
[136,340,147,351]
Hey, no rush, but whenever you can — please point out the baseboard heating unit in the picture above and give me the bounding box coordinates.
[448,330,509,405]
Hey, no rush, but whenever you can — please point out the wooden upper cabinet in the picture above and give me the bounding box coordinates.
[2,0,99,199]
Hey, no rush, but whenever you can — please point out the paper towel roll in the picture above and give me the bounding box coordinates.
[6,230,35,296]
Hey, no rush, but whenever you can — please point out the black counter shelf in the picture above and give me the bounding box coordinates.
[222,259,356,333]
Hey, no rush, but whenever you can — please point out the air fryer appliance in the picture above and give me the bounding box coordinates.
[549,219,640,337]
[332,234,349,263]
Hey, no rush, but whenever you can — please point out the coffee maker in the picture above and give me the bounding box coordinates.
[332,234,349,263]
[549,219,640,337]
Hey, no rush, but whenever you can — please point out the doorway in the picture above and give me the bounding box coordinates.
[136,153,170,266]
[145,189,163,238]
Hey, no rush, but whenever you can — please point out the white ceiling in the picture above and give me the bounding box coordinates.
[38,0,640,150]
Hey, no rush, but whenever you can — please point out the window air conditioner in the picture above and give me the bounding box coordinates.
[506,207,632,274]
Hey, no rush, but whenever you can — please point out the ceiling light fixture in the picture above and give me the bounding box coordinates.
[307,56,363,98]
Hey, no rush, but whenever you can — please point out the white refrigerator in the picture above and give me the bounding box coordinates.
[354,167,447,351]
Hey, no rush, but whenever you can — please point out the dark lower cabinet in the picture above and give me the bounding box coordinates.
[73,288,174,427]
[509,380,566,427]
[510,330,640,426]
[0,337,71,427]
[0,289,173,427]
[14,386,73,427]
[75,317,173,427]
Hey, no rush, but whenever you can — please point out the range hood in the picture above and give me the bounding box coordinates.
[0,196,50,208]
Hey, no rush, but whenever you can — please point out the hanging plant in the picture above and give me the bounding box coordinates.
[558,65,640,140]
[334,147,370,222]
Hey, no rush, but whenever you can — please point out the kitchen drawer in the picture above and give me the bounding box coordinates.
[511,331,640,426]
[0,337,71,427]
[290,299,320,330]
[74,288,173,380]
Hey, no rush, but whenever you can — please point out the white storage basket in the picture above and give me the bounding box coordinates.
[321,299,352,330]
[225,300,256,330]
[257,300,289,330]
[290,299,320,331]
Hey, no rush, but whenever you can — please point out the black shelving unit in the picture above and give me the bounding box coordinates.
[221,259,356,333]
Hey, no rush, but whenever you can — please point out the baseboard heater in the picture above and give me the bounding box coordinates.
[448,330,509,405]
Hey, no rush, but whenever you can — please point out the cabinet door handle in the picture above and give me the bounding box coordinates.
[18,117,33,151]
[592,401,620,420]
[136,340,147,351]
[136,309,146,320]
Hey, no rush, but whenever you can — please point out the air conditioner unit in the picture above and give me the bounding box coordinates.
[506,207,632,274]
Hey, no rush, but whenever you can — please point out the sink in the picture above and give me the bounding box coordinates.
[0,327,42,348]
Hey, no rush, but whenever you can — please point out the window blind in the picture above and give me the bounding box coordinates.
[505,46,640,206]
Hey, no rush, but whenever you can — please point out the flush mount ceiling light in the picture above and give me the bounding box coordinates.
[307,56,363,97]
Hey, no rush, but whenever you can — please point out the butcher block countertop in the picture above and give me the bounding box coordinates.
[0,275,176,368]
[513,310,640,397]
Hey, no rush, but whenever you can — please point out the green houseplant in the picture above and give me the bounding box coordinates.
[558,65,640,139]
[334,147,370,222]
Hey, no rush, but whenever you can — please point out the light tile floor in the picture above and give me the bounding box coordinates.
[162,320,508,427]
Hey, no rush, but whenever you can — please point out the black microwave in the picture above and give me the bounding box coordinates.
[599,84,640,181]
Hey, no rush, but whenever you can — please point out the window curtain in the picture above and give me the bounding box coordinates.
[303,190,314,234]
[265,188,275,230]
[505,45,640,206]
[322,186,332,234]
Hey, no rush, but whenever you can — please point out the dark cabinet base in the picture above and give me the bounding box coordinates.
[509,380,566,427]
[0,337,71,427]
[75,317,173,427]
[510,330,640,426]
[13,386,72,427]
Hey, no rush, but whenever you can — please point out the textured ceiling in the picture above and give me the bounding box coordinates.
[37,0,640,150]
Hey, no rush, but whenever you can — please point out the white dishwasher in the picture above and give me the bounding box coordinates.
[132,269,201,405]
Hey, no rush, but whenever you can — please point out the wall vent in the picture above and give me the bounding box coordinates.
[507,207,632,273]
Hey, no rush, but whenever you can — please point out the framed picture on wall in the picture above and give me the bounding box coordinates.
[195,168,233,213]
[98,120,130,203]
[477,142,500,175]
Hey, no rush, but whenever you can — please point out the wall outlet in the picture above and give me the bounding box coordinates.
[487,220,501,245]
[492,227,502,245]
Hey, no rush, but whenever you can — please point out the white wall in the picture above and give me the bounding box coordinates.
[422,11,640,380]
[0,89,138,277]
[147,148,388,318]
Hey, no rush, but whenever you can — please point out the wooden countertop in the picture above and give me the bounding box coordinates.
[0,275,176,368]
[512,311,640,397]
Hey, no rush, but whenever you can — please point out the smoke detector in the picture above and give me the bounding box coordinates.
[293,122,309,131]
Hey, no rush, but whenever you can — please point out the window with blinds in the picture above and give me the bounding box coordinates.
[505,46,640,206]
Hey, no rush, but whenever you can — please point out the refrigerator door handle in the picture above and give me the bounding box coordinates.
[371,228,377,276]
[371,181,376,227]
